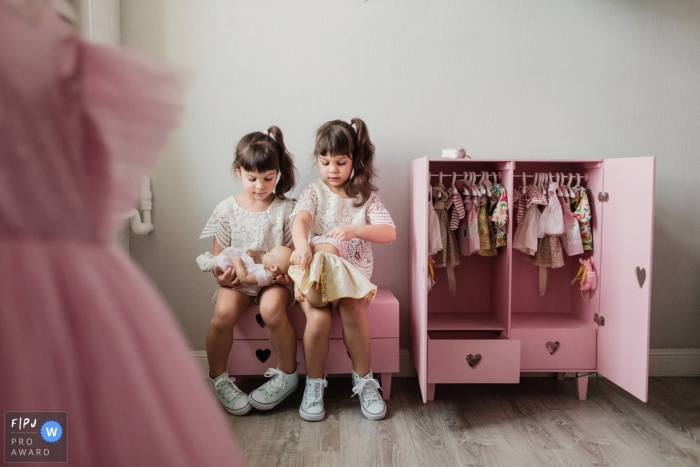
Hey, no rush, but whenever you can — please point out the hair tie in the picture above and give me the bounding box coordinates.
[346,120,357,132]
[262,130,277,143]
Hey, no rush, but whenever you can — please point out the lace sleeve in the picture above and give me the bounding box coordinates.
[199,203,231,248]
[366,193,395,227]
[290,185,317,222]
[282,200,295,247]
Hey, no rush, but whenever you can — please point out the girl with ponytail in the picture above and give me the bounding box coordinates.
[200,126,300,415]
[289,118,396,422]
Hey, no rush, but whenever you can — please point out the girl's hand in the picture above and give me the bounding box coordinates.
[290,244,312,270]
[294,284,306,303]
[214,266,239,288]
[327,225,356,242]
[275,274,293,286]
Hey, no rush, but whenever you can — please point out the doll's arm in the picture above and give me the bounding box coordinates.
[246,249,262,264]
[233,257,261,285]
[294,283,306,302]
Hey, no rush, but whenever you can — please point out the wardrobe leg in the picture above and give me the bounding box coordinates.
[557,372,565,380]
[380,373,392,400]
[426,383,436,401]
[576,373,589,401]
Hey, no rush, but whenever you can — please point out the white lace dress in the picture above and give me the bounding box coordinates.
[200,196,295,301]
[291,180,395,279]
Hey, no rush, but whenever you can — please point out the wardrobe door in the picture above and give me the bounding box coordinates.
[597,157,655,402]
[410,157,429,402]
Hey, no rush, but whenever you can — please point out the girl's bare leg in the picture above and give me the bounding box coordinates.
[258,284,296,374]
[206,287,254,378]
[337,297,371,377]
[299,300,332,378]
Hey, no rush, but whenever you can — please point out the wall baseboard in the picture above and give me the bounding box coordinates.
[648,348,700,376]
[192,348,700,378]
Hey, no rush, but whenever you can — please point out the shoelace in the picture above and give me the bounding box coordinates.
[304,378,328,406]
[352,377,382,404]
[261,368,287,392]
[214,376,241,403]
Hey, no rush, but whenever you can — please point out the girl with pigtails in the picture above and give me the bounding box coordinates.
[200,126,300,416]
[290,118,396,422]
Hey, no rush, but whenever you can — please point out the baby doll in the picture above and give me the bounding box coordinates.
[196,247,276,296]
[288,236,377,308]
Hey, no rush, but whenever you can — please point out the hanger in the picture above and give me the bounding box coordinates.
[566,172,574,196]
[451,172,457,192]
[483,171,493,197]
[559,173,569,198]
[462,171,470,197]
[478,171,487,195]
[470,172,480,197]
[522,172,527,194]
[576,173,581,188]
[553,173,563,196]
[492,171,499,185]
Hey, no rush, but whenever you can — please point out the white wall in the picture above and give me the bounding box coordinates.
[122,0,700,351]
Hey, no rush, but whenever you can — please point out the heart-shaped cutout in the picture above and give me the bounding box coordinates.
[466,354,481,369]
[255,313,266,328]
[255,349,271,363]
[635,267,646,288]
[546,341,560,355]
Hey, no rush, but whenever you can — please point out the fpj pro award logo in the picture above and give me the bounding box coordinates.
[5,412,67,463]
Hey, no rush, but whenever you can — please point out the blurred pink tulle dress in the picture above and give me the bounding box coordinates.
[0,3,244,466]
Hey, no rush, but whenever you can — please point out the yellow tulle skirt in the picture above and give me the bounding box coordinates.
[288,252,377,306]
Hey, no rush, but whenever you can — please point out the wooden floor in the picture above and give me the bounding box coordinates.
[227,376,700,466]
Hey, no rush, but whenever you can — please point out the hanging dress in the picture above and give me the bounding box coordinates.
[430,183,460,295]
[0,5,244,465]
[477,194,497,256]
[489,183,509,248]
[427,189,443,256]
[533,183,565,296]
[571,186,593,250]
[560,194,584,256]
[513,185,547,256]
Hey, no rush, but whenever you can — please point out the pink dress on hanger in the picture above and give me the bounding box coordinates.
[0,4,243,466]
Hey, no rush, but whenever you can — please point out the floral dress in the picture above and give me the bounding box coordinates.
[570,186,593,250]
[489,183,509,247]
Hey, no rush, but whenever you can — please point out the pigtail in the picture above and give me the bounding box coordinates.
[345,118,377,207]
[267,126,298,198]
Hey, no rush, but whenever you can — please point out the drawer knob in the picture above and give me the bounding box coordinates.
[255,349,271,362]
[466,354,482,368]
[255,313,266,328]
[546,341,560,355]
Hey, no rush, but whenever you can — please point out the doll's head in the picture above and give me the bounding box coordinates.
[262,246,293,276]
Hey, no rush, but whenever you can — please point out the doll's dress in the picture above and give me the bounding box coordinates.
[196,247,273,295]
[288,252,378,306]
[560,195,584,256]
[0,5,243,466]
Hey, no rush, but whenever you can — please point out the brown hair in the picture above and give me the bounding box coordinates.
[232,126,297,199]
[314,118,376,207]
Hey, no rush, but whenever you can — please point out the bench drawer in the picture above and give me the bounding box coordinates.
[511,327,596,370]
[227,338,399,376]
[427,332,520,384]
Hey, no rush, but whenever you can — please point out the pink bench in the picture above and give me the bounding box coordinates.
[226,289,400,399]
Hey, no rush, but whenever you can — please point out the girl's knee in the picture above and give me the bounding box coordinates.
[258,303,290,329]
[211,304,239,330]
[304,308,332,333]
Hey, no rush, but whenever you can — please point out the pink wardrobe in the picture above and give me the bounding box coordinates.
[409,157,655,403]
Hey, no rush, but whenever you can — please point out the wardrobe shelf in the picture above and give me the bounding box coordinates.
[428,312,507,331]
[511,312,596,330]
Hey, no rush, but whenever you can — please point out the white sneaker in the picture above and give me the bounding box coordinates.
[208,370,251,416]
[299,376,327,422]
[352,370,386,421]
[249,367,299,410]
